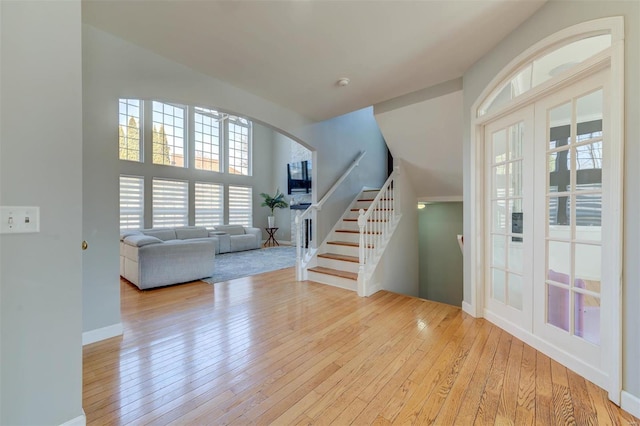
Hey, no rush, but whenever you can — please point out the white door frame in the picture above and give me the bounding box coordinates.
[467,17,624,402]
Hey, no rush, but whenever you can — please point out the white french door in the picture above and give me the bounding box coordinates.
[484,67,615,387]
[532,68,611,373]
[484,106,534,330]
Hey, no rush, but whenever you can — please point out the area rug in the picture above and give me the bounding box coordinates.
[203,246,296,284]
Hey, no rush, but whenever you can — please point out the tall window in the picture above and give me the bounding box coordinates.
[152,101,186,167]
[195,182,223,229]
[118,99,141,161]
[119,175,144,230]
[152,178,188,227]
[227,116,251,175]
[228,185,252,226]
[194,108,222,172]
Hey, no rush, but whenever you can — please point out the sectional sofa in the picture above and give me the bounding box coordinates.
[120,225,261,289]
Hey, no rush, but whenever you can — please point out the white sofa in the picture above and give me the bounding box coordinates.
[120,225,261,289]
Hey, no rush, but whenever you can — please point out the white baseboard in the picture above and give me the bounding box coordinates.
[82,323,123,346]
[365,281,382,297]
[622,391,640,419]
[484,310,609,391]
[462,301,476,317]
[60,410,86,426]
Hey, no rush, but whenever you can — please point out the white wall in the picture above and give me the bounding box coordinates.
[1,1,84,424]
[82,25,388,337]
[462,0,639,402]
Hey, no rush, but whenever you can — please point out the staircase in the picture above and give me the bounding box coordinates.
[294,150,401,296]
[306,189,382,291]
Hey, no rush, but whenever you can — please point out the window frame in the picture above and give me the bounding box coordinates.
[226,115,252,176]
[118,99,143,162]
[151,101,187,168]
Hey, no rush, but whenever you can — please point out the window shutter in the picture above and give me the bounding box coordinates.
[119,175,144,230]
[228,185,252,227]
[152,178,188,228]
[195,182,223,229]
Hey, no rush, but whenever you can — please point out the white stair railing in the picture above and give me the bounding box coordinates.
[357,166,401,296]
[295,151,366,280]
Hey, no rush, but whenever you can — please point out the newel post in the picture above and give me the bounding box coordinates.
[394,165,401,218]
[357,208,366,296]
[295,211,302,281]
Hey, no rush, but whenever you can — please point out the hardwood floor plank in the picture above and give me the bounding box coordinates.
[514,343,537,426]
[474,330,513,425]
[82,271,639,425]
[535,351,553,426]
[415,320,492,423]
[391,316,483,423]
[551,359,577,425]
[436,324,501,425]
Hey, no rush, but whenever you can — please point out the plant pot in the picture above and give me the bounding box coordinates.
[268,215,275,228]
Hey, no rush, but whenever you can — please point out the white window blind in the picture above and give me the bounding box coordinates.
[228,185,252,226]
[195,182,223,229]
[152,178,188,228]
[119,175,144,230]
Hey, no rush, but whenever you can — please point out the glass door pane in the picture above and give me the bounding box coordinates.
[544,89,603,345]
[489,119,527,311]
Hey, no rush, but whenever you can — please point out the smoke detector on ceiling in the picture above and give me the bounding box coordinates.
[336,77,350,87]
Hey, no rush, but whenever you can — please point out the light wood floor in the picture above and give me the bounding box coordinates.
[83,268,638,425]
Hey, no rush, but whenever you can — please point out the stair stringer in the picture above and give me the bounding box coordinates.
[304,185,404,297]
[357,212,402,297]
[304,188,374,291]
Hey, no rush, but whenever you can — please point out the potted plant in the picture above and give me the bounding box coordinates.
[260,189,289,228]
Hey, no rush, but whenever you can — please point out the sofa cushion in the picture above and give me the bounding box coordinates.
[175,227,209,240]
[120,230,141,241]
[214,225,245,236]
[141,228,177,241]
[124,235,163,247]
[230,234,258,252]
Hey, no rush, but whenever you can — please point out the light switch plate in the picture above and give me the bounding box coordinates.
[0,206,40,234]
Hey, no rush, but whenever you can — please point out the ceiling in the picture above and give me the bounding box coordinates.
[82,0,546,122]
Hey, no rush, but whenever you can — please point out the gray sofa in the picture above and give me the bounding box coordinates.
[120,225,261,289]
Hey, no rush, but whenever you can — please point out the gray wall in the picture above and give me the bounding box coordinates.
[299,107,389,241]
[272,132,293,243]
[379,164,420,297]
[418,202,463,305]
[82,25,388,338]
[462,0,639,399]
[1,1,84,424]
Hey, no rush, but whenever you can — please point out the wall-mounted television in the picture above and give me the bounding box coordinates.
[287,160,311,194]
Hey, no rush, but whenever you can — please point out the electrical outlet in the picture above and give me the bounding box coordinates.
[0,206,40,234]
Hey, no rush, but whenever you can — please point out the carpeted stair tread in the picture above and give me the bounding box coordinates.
[318,253,359,263]
[308,266,357,280]
[350,208,392,212]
